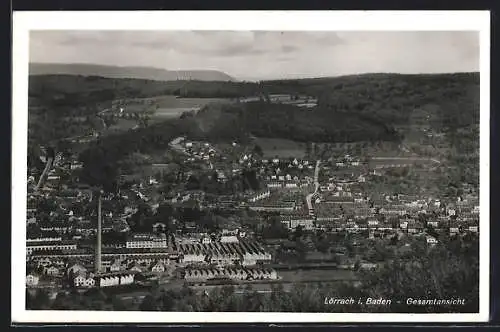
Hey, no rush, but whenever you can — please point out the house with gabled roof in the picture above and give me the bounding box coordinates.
[26,272,40,287]
[150,260,165,273]
[127,262,142,273]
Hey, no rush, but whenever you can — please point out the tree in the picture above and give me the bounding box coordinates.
[28,289,51,310]
[293,225,304,240]
[253,144,264,157]
[262,215,289,239]
[130,202,154,231]
[139,294,159,311]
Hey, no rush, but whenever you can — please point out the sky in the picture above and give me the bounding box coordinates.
[29,30,479,81]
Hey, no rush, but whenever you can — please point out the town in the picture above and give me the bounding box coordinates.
[26,125,479,309]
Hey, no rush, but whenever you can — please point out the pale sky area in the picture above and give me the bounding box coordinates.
[29,30,479,81]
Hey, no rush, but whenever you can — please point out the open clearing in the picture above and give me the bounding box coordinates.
[106,118,138,132]
[253,137,306,158]
[278,268,356,282]
[121,95,232,119]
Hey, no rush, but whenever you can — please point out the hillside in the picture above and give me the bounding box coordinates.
[29,63,235,82]
[28,75,258,110]
[192,102,401,144]
[28,72,479,156]
[262,72,480,129]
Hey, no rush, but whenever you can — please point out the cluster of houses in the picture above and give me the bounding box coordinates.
[69,263,136,289]
[280,215,315,231]
[247,189,306,213]
[260,158,315,188]
[184,267,278,282]
[169,136,220,163]
[26,261,136,289]
[331,155,363,168]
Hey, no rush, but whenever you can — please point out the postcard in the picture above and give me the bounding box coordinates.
[11,10,490,324]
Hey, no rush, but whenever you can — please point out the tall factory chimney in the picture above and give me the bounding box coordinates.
[95,193,103,273]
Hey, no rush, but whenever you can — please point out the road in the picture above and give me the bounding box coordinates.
[371,156,440,163]
[371,156,441,170]
[34,157,53,191]
[306,160,321,217]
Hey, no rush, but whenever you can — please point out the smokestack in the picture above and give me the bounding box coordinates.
[95,193,102,273]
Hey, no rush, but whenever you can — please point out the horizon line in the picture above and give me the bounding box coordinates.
[29,61,479,82]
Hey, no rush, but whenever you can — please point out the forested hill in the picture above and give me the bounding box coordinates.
[192,102,401,144]
[30,63,235,82]
[28,75,259,108]
[262,72,479,129]
[29,72,479,128]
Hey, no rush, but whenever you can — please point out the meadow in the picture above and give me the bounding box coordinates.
[252,137,307,158]
[121,95,232,119]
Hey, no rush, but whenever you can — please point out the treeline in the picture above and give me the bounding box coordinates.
[29,75,259,109]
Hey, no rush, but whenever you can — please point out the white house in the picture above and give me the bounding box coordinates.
[67,263,87,276]
[150,261,165,273]
[469,226,479,233]
[128,263,142,273]
[426,236,438,245]
[73,273,95,288]
[45,265,60,276]
[359,262,378,270]
[26,274,40,287]
[120,274,134,285]
[73,274,86,287]
[99,275,120,287]
[427,221,439,228]
[109,260,123,272]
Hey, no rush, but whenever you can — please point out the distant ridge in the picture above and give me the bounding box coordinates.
[29,63,236,82]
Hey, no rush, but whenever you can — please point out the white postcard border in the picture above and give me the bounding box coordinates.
[12,10,490,323]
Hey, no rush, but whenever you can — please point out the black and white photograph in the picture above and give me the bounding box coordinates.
[12,11,490,323]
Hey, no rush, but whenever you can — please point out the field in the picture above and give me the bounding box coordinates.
[106,118,138,132]
[278,268,356,283]
[121,95,232,119]
[252,137,307,158]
